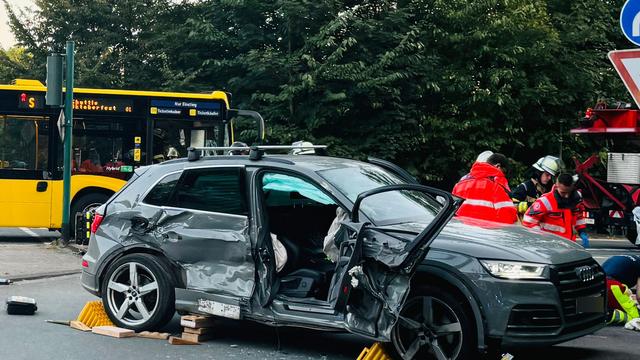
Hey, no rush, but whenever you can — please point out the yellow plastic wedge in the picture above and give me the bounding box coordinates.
[76,300,114,328]
[357,342,393,360]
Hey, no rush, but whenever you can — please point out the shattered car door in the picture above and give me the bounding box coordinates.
[338,184,459,341]
[128,167,255,299]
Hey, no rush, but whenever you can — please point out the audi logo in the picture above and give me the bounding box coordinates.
[575,265,596,282]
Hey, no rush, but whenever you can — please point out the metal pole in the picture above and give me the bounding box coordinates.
[61,41,74,244]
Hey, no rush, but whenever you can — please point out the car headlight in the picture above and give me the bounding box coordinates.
[479,260,548,280]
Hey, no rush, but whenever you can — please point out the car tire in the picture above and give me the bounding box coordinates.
[389,285,477,360]
[70,193,110,241]
[101,253,175,331]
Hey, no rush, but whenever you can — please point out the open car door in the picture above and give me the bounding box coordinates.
[333,184,460,341]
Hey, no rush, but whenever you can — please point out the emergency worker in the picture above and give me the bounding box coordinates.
[452,153,518,224]
[602,255,640,328]
[522,173,589,246]
[459,150,493,182]
[512,156,564,214]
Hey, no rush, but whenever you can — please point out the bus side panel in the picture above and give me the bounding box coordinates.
[0,179,52,228]
[49,175,127,228]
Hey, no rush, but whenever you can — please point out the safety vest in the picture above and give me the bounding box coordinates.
[452,162,517,224]
[522,190,586,241]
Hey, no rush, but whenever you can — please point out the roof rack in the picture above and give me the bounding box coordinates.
[187,144,328,161]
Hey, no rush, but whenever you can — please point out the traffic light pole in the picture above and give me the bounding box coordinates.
[61,41,74,244]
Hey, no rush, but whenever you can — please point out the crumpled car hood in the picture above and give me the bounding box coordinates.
[388,217,592,265]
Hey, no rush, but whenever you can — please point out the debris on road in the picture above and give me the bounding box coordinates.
[92,325,135,338]
[356,342,391,360]
[6,296,37,315]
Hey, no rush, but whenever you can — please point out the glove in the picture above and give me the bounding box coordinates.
[579,231,590,248]
[517,202,528,214]
[625,318,640,331]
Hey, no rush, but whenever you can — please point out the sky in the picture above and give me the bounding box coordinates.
[0,0,36,49]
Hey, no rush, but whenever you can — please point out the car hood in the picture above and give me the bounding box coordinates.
[388,217,592,265]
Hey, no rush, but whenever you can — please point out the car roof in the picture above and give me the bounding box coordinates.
[163,154,367,173]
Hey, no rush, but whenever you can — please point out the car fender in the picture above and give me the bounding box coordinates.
[415,261,488,352]
[95,242,181,294]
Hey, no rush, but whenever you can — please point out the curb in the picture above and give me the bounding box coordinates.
[8,270,82,283]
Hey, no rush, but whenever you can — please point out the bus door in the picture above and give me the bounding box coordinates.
[0,115,53,228]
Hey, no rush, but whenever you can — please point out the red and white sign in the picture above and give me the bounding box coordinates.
[609,49,640,109]
[609,210,624,219]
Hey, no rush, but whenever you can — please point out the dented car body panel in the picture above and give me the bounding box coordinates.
[82,155,606,351]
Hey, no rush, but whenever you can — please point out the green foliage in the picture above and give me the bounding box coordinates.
[3,0,632,188]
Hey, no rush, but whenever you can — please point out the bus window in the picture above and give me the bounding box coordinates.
[67,117,145,179]
[152,119,225,163]
[0,116,48,170]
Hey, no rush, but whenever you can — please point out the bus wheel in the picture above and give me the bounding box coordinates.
[70,193,110,241]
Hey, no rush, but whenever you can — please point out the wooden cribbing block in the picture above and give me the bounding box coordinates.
[136,331,170,340]
[180,315,215,329]
[70,320,92,332]
[181,331,215,343]
[168,336,200,345]
[183,326,213,335]
[92,325,135,338]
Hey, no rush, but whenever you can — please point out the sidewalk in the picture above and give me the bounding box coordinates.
[0,241,82,281]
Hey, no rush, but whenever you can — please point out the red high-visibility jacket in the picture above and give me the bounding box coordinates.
[522,188,586,241]
[452,162,517,224]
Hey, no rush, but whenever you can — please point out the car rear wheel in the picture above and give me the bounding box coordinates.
[101,253,175,331]
[390,285,476,360]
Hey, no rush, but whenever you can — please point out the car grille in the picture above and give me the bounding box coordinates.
[552,258,606,334]
[506,258,606,337]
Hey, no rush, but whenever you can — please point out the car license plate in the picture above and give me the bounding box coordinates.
[585,218,595,224]
[576,295,604,313]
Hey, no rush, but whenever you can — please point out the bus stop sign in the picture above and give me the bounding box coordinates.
[621,0,640,46]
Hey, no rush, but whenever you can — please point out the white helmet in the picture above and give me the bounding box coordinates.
[533,155,564,177]
[290,141,316,155]
[476,150,493,163]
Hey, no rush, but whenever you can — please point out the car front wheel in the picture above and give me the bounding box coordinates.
[101,253,175,331]
[390,285,476,360]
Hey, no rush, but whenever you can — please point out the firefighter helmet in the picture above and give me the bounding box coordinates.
[533,156,564,177]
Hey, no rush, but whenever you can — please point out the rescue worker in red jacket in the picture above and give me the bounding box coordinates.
[452,153,517,224]
[522,173,590,246]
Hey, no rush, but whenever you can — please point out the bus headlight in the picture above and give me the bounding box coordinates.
[480,260,548,280]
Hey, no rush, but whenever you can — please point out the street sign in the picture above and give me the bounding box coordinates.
[57,109,65,142]
[608,49,640,108]
[620,0,640,46]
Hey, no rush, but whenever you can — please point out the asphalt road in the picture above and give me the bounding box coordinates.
[0,229,639,360]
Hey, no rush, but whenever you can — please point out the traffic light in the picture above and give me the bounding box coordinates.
[46,54,63,106]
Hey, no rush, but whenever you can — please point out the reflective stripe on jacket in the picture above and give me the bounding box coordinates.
[452,162,517,224]
[522,190,586,241]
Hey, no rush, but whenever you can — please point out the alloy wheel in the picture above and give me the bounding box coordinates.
[106,262,159,326]
[392,295,464,360]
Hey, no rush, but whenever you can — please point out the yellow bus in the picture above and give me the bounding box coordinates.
[0,79,262,241]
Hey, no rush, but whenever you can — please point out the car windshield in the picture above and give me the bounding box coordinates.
[317,163,441,226]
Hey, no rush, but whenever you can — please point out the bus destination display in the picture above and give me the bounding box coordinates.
[149,99,222,119]
[73,97,133,113]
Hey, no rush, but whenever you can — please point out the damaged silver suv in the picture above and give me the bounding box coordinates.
[81,146,606,359]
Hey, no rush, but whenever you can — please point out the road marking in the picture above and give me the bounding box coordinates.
[19,227,39,237]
